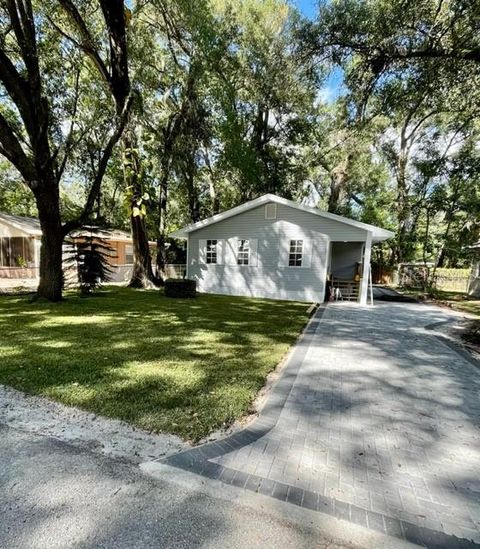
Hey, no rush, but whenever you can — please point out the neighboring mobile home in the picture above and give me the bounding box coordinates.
[170,194,394,304]
[0,212,136,283]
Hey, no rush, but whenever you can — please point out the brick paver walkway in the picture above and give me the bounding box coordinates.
[162,302,480,548]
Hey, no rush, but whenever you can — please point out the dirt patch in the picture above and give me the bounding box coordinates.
[435,319,480,363]
[0,385,187,463]
[462,320,480,346]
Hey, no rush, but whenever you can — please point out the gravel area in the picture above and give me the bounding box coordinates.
[0,384,186,463]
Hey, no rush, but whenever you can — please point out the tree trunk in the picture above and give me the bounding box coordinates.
[123,128,158,288]
[327,154,352,214]
[129,213,156,288]
[203,147,219,215]
[394,139,409,264]
[155,175,168,283]
[35,182,64,301]
[183,153,200,222]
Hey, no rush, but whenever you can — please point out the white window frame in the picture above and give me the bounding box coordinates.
[237,239,250,266]
[206,239,218,264]
[288,239,303,267]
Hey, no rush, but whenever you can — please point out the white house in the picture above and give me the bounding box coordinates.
[170,194,394,304]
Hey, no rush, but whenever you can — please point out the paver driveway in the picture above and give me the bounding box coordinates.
[163,302,480,548]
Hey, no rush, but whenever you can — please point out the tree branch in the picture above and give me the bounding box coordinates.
[62,93,134,235]
[57,0,112,90]
[0,110,36,183]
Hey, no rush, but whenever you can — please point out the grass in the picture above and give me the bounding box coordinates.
[398,287,480,318]
[432,290,480,317]
[0,287,309,441]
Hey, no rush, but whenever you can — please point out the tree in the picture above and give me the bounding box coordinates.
[302,0,480,110]
[300,0,480,265]
[0,160,37,216]
[0,0,132,300]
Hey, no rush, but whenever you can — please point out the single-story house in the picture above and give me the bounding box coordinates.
[468,241,480,297]
[170,194,394,304]
[0,212,137,283]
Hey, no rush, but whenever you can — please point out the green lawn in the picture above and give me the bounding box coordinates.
[0,287,309,441]
[397,287,480,318]
[426,289,480,317]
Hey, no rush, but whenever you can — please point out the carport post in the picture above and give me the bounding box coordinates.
[359,231,372,305]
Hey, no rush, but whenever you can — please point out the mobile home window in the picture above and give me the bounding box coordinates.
[237,239,250,265]
[288,240,303,267]
[206,239,218,264]
[0,237,34,267]
[125,244,134,264]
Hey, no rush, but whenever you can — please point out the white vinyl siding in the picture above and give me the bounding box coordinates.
[188,202,368,302]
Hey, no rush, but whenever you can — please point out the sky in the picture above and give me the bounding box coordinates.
[292,0,345,102]
[294,0,318,19]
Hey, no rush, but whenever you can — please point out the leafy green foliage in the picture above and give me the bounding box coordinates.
[65,234,114,295]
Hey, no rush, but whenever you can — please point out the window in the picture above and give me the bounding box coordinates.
[0,237,34,267]
[265,203,277,219]
[206,239,217,264]
[288,239,303,267]
[125,244,134,264]
[237,239,250,265]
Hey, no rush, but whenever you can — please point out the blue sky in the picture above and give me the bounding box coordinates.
[293,0,318,19]
[291,0,345,102]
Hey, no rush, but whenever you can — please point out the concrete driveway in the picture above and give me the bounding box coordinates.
[159,302,480,548]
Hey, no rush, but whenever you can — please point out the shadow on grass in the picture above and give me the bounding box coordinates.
[0,286,309,441]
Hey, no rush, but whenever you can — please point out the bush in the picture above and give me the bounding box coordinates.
[64,232,114,295]
[164,278,196,298]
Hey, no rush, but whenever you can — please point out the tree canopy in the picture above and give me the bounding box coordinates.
[0,0,478,299]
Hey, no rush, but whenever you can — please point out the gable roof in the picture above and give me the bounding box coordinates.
[0,213,135,242]
[170,194,394,242]
[0,212,42,236]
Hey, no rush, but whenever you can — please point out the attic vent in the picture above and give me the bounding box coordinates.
[265,203,277,220]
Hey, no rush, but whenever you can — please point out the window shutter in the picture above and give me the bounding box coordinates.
[302,239,312,268]
[198,239,207,264]
[217,239,225,265]
[225,237,237,265]
[249,239,258,266]
[280,238,290,267]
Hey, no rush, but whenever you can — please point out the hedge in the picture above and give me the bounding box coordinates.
[164,278,197,298]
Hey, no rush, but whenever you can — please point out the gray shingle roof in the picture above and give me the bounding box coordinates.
[0,212,42,236]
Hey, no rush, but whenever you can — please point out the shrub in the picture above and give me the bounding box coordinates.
[64,232,114,295]
[164,278,196,298]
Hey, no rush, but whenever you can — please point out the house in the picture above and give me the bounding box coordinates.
[0,212,137,283]
[170,194,394,304]
[0,212,41,279]
[468,241,480,298]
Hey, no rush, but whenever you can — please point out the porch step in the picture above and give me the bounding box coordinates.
[332,279,359,301]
